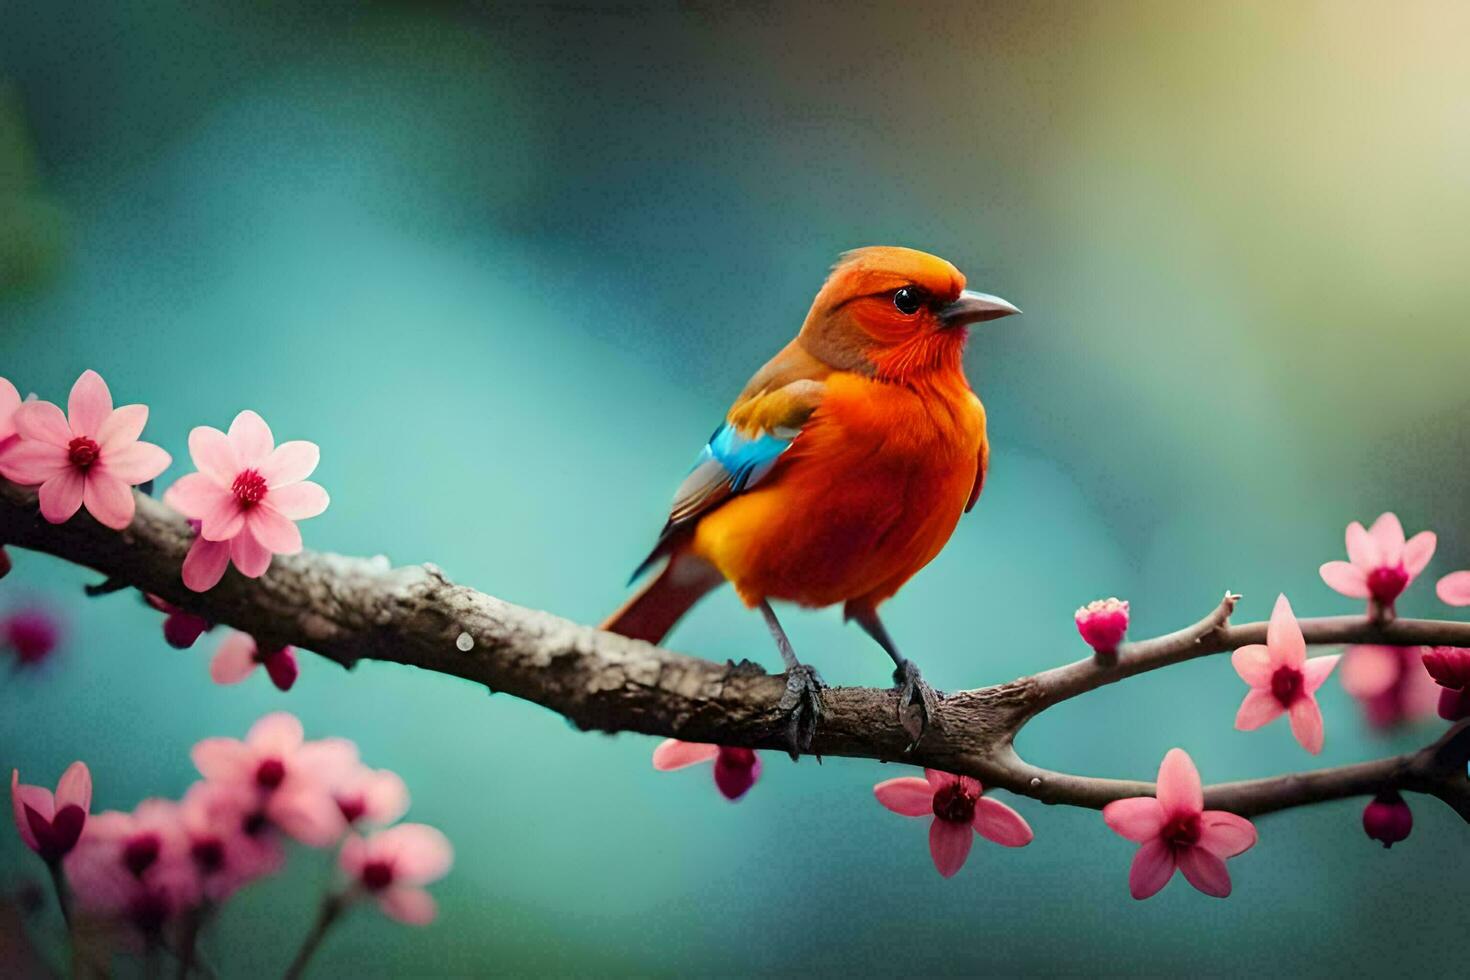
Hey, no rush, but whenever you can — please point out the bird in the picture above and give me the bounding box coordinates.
[602,246,1019,755]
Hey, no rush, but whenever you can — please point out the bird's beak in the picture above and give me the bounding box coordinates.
[937,290,1021,329]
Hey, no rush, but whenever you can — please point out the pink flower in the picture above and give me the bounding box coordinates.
[873,769,1033,878]
[64,800,198,934]
[652,740,763,801]
[340,824,453,925]
[2,606,63,668]
[0,376,20,450]
[177,781,286,901]
[1421,647,1470,721]
[163,410,328,591]
[144,594,214,650]
[209,631,300,691]
[1339,645,1439,729]
[1075,597,1129,658]
[1319,513,1436,615]
[0,370,171,529]
[1362,791,1412,849]
[1102,748,1257,899]
[12,762,91,863]
[1438,571,1470,607]
[1231,595,1340,754]
[191,712,357,846]
[331,766,410,828]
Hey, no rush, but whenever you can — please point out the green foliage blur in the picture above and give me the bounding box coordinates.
[2,1,1468,975]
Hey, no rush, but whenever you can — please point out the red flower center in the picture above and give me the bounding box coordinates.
[1367,564,1410,606]
[255,758,286,790]
[191,837,226,873]
[123,833,162,879]
[67,436,100,469]
[231,468,268,507]
[1271,665,1303,707]
[24,803,85,861]
[242,810,269,837]
[337,795,367,824]
[1163,813,1201,848]
[361,859,395,891]
[931,781,978,824]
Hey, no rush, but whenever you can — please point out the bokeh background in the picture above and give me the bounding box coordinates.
[3,0,1470,975]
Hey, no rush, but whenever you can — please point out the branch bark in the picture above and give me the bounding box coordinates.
[3,480,1469,822]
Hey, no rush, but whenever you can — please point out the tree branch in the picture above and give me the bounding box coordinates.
[3,480,1469,822]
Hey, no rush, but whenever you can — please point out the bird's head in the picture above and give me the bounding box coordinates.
[798,246,1019,382]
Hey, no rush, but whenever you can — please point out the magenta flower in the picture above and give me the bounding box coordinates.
[873,769,1033,878]
[177,781,285,901]
[210,631,300,692]
[1421,647,1470,721]
[0,370,170,529]
[1075,597,1130,658]
[12,762,91,863]
[0,375,20,450]
[331,766,410,828]
[163,410,329,592]
[64,799,198,934]
[1339,645,1439,729]
[1103,749,1257,899]
[144,594,214,650]
[1231,595,1340,754]
[652,739,763,801]
[1319,513,1436,615]
[1362,791,1412,849]
[1438,571,1470,607]
[2,606,63,668]
[340,823,453,925]
[191,712,357,846]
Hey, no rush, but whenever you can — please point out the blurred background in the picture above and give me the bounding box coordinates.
[3,0,1469,975]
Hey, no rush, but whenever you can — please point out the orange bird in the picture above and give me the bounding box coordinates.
[603,246,1019,752]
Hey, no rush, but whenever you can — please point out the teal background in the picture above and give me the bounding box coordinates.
[3,1,1470,975]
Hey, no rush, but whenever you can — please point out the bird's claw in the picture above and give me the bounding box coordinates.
[777,664,826,760]
[893,659,940,749]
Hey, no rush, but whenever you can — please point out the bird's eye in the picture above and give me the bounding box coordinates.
[893,286,924,316]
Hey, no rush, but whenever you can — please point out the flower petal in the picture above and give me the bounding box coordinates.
[1266,594,1305,668]
[1128,838,1176,900]
[188,426,240,486]
[1231,644,1275,686]
[1340,646,1398,698]
[972,797,1032,847]
[191,738,253,783]
[164,473,231,520]
[67,371,113,437]
[924,769,956,790]
[1369,512,1406,562]
[651,740,719,771]
[380,887,437,925]
[14,400,72,446]
[260,441,319,488]
[1345,521,1379,569]
[928,818,973,878]
[1288,697,1325,754]
[54,762,92,814]
[266,481,329,521]
[362,770,410,825]
[230,530,273,578]
[248,712,304,754]
[1102,796,1165,842]
[1438,571,1470,607]
[1177,846,1232,898]
[182,538,231,592]
[96,404,147,452]
[200,493,246,542]
[1319,561,1369,599]
[380,824,453,884]
[339,834,366,876]
[873,777,935,817]
[1403,531,1436,578]
[37,469,85,524]
[1198,811,1257,858]
[82,474,135,530]
[1302,654,1341,694]
[269,787,346,847]
[210,633,259,685]
[0,440,69,484]
[1235,689,1286,730]
[99,442,170,484]
[228,411,275,467]
[247,505,302,555]
[1156,748,1202,817]
[12,771,52,850]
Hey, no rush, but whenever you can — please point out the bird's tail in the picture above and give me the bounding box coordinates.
[600,552,723,645]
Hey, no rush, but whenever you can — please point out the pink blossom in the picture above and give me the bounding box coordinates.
[191,712,357,846]
[163,411,328,592]
[331,766,410,828]
[340,824,453,925]
[1231,595,1340,754]
[1421,647,1470,721]
[0,376,20,450]
[2,606,63,668]
[144,594,214,650]
[1319,513,1436,615]
[177,781,286,901]
[1362,791,1412,849]
[1339,645,1439,729]
[873,769,1033,878]
[209,631,300,691]
[64,800,198,934]
[1102,748,1257,899]
[1438,571,1470,607]
[652,740,763,801]
[1075,597,1129,658]
[11,762,91,863]
[0,370,170,529]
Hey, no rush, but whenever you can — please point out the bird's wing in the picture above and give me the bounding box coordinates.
[965,437,989,513]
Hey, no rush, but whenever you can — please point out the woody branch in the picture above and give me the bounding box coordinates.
[3,479,1469,822]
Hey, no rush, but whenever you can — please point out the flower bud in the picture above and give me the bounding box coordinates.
[1362,791,1412,849]
[1422,648,1470,720]
[2,609,61,667]
[1076,598,1130,660]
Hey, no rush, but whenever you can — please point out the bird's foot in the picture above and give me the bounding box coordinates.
[892,659,940,749]
[777,663,827,761]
